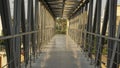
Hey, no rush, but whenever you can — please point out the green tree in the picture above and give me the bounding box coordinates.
[56,18,67,34]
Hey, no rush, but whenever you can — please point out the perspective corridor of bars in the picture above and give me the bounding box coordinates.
[0,0,120,68]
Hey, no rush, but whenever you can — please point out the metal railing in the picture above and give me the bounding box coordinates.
[68,0,120,68]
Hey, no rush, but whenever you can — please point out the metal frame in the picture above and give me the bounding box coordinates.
[0,0,120,68]
[68,0,119,68]
[0,0,16,68]
[0,0,55,68]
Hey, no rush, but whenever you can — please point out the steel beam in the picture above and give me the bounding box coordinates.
[31,0,37,62]
[21,0,29,67]
[95,0,109,67]
[35,0,39,58]
[27,0,33,67]
[0,0,16,68]
[39,0,55,18]
[107,0,117,68]
[87,0,93,62]
[109,24,120,68]
[94,0,102,66]
[13,0,22,67]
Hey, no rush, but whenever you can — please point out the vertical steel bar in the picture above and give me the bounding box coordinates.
[83,3,88,52]
[109,24,120,68]
[41,5,44,46]
[0,0,16,68]
[107,0,117,68]
[14,0,22,67]
[31,0,36,62]
[94,0,102,66]
[35,0,39,57]
[95,0,109,67]
[27,0,33,67]
[39,2,42,54]
[21,0,29,67]
[87,0,93,62]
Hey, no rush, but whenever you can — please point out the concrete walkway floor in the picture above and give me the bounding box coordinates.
[31,34,94,68]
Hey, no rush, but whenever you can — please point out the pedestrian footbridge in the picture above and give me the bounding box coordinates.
[0,0,120,68]
[28,35,94,68]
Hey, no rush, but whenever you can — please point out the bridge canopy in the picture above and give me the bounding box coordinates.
[40,0,87,18]
[0,0,120,68]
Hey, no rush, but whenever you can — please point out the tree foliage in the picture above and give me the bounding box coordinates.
[56,18,67,34]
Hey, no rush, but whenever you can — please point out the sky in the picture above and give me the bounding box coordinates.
[9,0,28,18]
[9,0,36,19]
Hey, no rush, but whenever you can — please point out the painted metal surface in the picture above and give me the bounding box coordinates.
[0,0,120,68]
